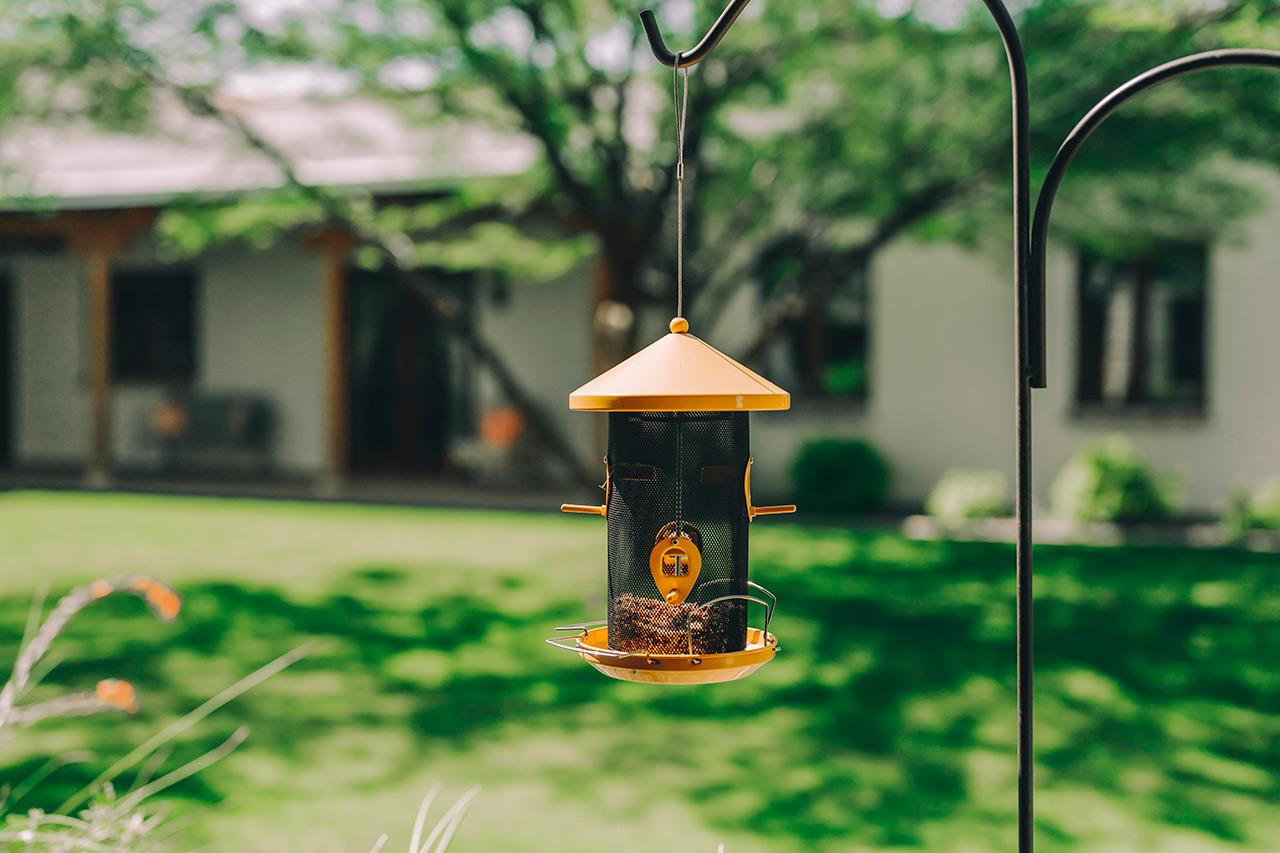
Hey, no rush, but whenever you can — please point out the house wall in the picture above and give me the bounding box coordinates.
[198,242,327,472]
[1033,192,1280,515]
[473,262,595,465]
[8,252,90,465]
[3,231,588,481]
[745,240,1017,505]
[6,187,1280,511]
[5,238,327,475]
[746,184,1280,514]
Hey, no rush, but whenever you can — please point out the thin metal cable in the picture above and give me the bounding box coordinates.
[672,57,689,540]
[673,56,689,319]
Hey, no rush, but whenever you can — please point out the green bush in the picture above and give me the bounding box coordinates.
[789,438,891,513]
[926,469,1009,522]
[1223,477,1280,536]
[1049,435,1180,523]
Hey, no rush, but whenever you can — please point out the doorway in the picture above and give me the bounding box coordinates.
[345,269,464,474]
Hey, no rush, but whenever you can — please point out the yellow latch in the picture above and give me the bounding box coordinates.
[649,524,702,604]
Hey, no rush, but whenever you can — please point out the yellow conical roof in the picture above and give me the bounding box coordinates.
[570,318,790,412]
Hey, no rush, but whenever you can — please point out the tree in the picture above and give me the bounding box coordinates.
[688,0,1280,364]
[6,0,1280,406]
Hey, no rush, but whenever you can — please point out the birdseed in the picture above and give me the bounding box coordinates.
[612,593,740,655]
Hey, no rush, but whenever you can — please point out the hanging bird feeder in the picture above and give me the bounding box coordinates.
[547,316,795,684]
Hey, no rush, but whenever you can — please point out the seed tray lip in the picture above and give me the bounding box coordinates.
[577,625,774,659]
[572,625,777,684]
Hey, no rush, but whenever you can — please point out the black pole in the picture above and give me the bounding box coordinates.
[639,4,1035,851]
[977,6,1035,853]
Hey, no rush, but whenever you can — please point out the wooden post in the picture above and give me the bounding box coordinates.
[66,209,154,486]
[86,248,112,485]
[303,228,358,485]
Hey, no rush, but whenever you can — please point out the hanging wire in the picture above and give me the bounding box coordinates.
[673,54,689,320]
[672,54,689,541]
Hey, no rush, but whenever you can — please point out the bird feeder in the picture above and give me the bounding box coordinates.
[547,317,795,684]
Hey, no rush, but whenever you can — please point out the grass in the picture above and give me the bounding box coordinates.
[1,489,1279,852]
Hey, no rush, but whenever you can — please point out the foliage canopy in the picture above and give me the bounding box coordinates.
[4,0,1280,350]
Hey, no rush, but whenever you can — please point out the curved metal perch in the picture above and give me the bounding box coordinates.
[1029,48,1280,384]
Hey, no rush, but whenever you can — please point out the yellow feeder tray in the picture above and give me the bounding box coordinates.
[546,586,779,685]
[549,625,777,685]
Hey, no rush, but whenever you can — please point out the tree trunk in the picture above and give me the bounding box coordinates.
[802,263,829,398]
[591,237,647,375]
[586,238,648,461]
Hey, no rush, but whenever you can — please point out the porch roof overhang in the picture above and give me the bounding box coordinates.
[0,96,538,214]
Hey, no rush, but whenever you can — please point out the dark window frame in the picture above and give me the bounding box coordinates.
[777,261,872,404]
[1074,243,1208,416]
[110,269,198,385]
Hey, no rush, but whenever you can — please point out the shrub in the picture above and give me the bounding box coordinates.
[926,469,1010,522]
[1049,435,1180,523]
[789,438,891,513]
[1222,477,1280,536]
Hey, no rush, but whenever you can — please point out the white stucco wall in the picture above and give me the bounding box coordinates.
[7,189,1280,510]
[745,240,1016,505]
[475,262,595,466]
[1033,192,1280,514]
[9,252,90,465]
[199,241,326,472]
[5,238,327,475]
[745,189,1280,513]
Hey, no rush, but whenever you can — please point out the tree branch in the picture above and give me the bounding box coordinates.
[437,1,602,221]
[110,37,595,491]
[738,177,971,364]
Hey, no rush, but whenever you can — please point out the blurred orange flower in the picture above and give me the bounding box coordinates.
[96,679,140,714]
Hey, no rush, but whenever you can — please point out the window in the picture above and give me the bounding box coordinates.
[1076,244,1206,412]
[111,270,197,383]
[765,263,870,402]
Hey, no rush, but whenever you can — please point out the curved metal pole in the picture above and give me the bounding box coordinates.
[977,8,1035,853]
[1029,48,1280,388]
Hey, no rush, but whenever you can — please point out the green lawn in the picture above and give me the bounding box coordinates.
[1,490,1279,852]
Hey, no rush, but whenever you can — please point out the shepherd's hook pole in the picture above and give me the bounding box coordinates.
[639,3,1035,851]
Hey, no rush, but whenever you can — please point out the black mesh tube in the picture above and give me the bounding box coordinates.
[606,411,749,654]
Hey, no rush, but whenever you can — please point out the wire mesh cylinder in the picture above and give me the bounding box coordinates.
[606,411,749,655]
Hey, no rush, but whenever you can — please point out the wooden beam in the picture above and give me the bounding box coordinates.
[86,249,112,482]
[65,209,155,483]
[302,227,358,480]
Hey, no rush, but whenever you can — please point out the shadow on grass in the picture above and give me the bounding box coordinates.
[2,532,1278,850]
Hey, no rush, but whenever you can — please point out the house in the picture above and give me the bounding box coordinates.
[2,94,1278,513]
[0,94,590,488]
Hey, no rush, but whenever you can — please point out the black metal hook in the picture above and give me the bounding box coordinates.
[638,0,753,68]
[1029,47,1280,390]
